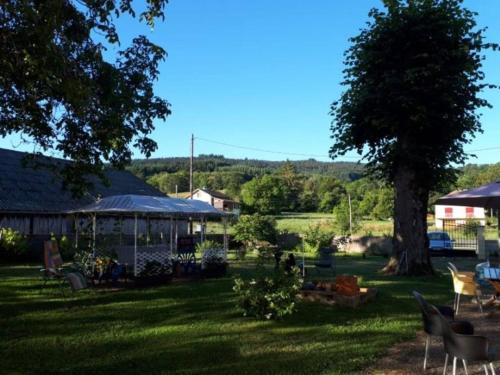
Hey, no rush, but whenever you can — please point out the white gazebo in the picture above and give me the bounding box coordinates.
[68,194,229,276]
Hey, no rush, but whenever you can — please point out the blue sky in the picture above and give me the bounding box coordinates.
[2,0,500,163]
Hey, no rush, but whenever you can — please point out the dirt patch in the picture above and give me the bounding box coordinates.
[369,300,500,375]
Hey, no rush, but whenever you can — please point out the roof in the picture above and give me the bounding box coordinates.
[68,194,226,218]
[435,181,500,209]
[191,188,234,201]
[0,148,165,214]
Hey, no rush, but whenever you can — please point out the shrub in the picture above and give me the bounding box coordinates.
[73,249,94,277]
[196,240,223,253]
[138,260,172,278]
[0,228,29,258]
[303,224,333,253]
[201,248,226,270]
[233,214,277,248]
[233,266,303,320]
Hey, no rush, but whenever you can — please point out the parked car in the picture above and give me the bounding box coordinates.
[427,231,454,251]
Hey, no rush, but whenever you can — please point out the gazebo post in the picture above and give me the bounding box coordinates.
[175,219,178,252]
[134,213,138,277]
[170,216,173,253]
[92,213,96,257]
[200,217,204,243]
[119,216,123,246]
[74,214,79,250]
[146,216,150,247]
[497,210,500,252]
[223,216,228,256]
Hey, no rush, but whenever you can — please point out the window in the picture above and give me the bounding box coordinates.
[445,207,453,218]
[466,207,474,218]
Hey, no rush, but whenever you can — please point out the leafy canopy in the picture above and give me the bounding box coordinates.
[0,0,171,195]
[330,0,497,189]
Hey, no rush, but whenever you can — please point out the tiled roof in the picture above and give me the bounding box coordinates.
[0,148,165,213]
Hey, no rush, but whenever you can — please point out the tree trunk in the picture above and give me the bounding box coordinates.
[383,168,434,275]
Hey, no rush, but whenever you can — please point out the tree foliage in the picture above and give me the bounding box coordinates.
[330,0,496,185]
[240,175,288,215]
[330,0,497,275]
[0,0,171,195]
[233,214,278,246]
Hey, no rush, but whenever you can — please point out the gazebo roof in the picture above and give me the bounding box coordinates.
[435,181,500,209]
[68,194,227,218]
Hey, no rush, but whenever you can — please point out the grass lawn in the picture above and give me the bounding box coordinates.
[0,256,477,375]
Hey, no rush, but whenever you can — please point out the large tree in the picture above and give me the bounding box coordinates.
[0,0,170,195]
[330,0,497,275]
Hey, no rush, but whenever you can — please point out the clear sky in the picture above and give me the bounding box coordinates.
[2,0,500,164]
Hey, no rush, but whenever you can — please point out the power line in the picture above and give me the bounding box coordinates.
[195,136,362,160]
[195,136,500,161]
[465,146,500,153]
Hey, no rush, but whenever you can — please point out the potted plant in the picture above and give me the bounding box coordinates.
[136,260,173,286]
[201,248,227,278]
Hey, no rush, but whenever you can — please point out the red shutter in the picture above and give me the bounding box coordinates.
[445,207,453,218]
[466,207,474,218]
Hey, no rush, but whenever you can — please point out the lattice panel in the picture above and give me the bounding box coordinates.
[136,247,172,275]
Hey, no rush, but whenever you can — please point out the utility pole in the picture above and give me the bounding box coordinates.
[189,133,194,199]
[189,134,194,235]
[348,193,353,236]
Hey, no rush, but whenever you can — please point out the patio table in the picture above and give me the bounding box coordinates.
[484,267,500,297]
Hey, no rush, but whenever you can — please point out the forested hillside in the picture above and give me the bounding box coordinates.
[127,155,500,221]
[128,154,364,180]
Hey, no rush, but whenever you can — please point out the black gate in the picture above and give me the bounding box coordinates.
[442,219,480,252]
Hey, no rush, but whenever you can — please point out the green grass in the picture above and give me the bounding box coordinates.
[0,256,478,374]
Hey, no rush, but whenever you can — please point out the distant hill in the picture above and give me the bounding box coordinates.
[127,154,365,181]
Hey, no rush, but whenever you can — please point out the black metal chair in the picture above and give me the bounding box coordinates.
[433,305,497,375]
[314,247,335,276]
[413,291,474,371]
[177,250,196,274]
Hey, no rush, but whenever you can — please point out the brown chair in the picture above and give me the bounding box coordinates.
[40,240,66,287]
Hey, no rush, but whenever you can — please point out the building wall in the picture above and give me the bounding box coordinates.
[435,205,486,228]
[192,190,213,205]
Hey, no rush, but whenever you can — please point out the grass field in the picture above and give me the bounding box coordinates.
[275,213,393,236]
[0,256,477,375]
[275,212,499,240]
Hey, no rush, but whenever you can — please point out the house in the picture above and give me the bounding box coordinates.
[434,204,486,228]
[0,148,189,248]
[188,188,240,213]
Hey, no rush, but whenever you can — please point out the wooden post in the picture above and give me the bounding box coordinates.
[170,216,173,253]
[497,210,500,253]
[92,214,96,257]
[348,193,353,236]
[200,217,204,243]
[223,216,228,256]
[75,215,79,249]
[477,226,486,260]
[134,213,138,277]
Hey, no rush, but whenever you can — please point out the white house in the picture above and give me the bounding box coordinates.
[434,204,485,228]
[188,188,240,213]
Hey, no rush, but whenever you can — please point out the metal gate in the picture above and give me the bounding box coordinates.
[442,219,480,252]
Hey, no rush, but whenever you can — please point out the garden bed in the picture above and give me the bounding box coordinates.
[298,277,377,308]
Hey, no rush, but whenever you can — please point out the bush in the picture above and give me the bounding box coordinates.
[201,248,228,278]
[233,214,277,249]
[196,240,223,253]
[0,228,29,259]
[138,260,173,278]
[233,266,303,320]
[303,224,333,253]
[201,248,226,269]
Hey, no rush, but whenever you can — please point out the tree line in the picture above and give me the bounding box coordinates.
[143,158,500,219]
